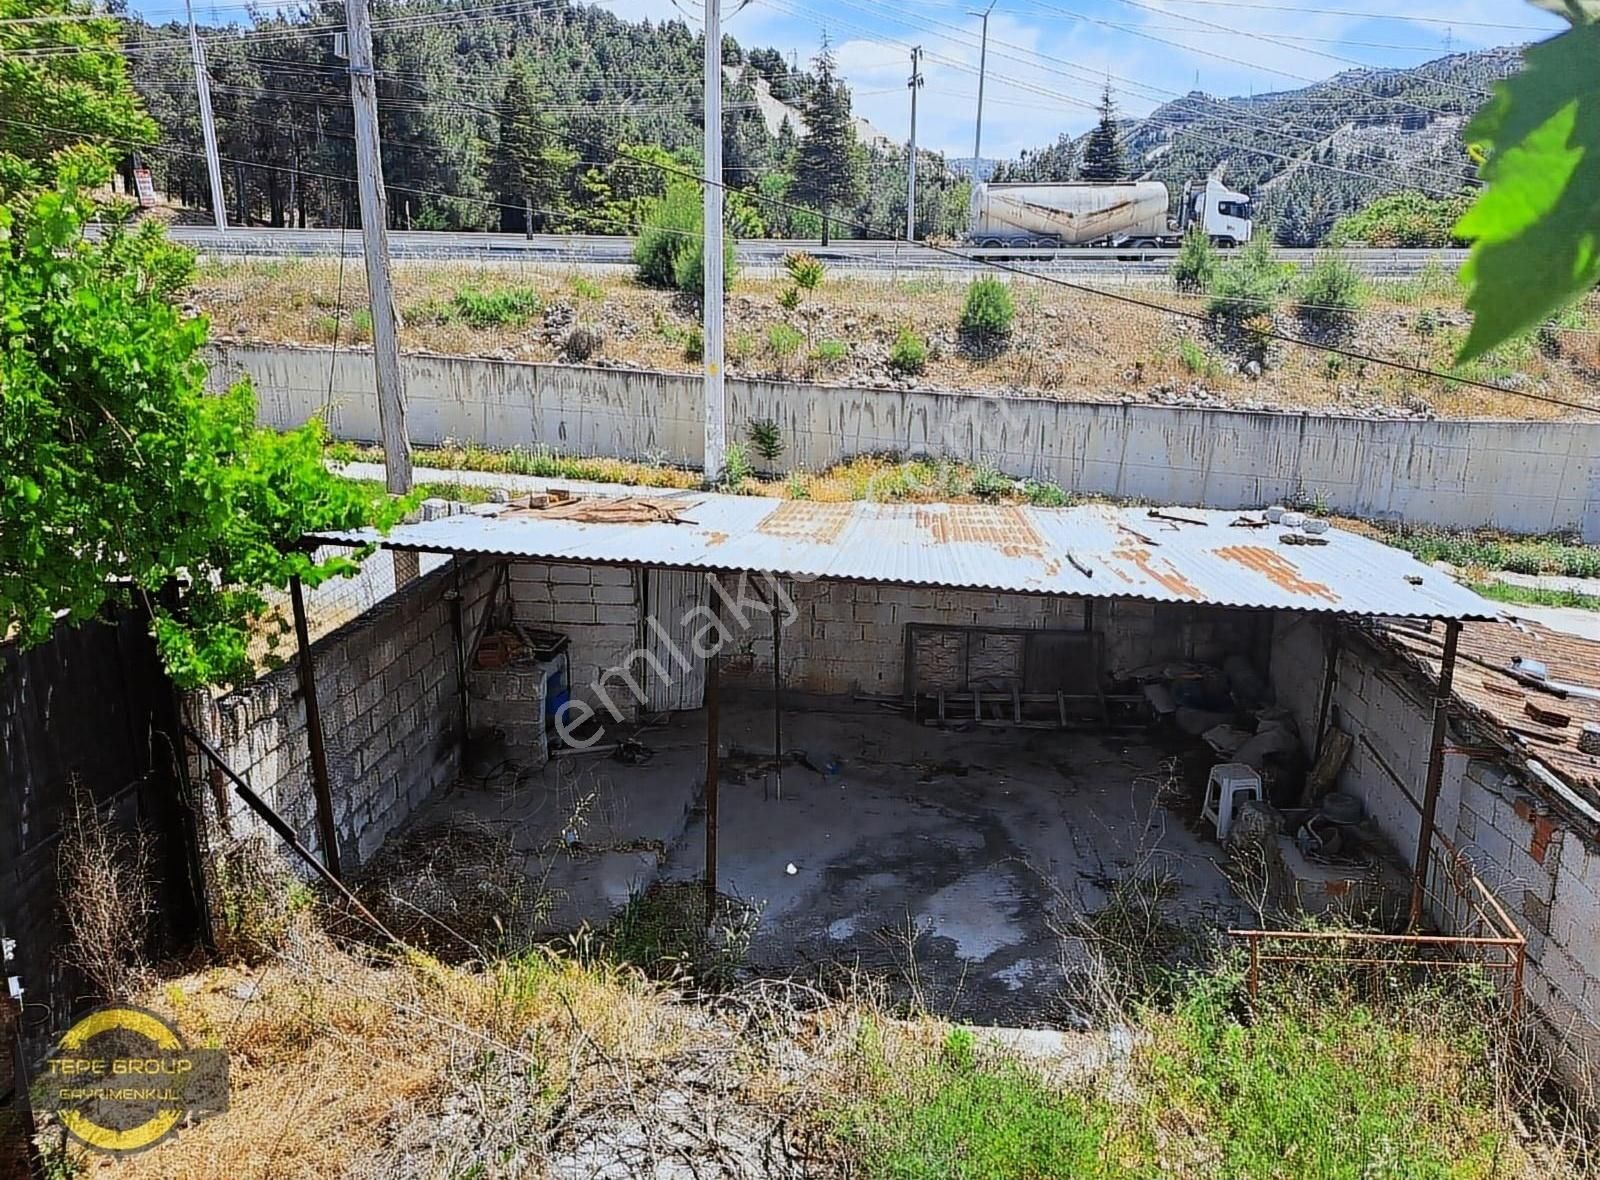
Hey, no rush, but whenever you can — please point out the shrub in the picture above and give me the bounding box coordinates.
[1327,190,1471,248]
[721,441,754,490]
[1207,236,1292,323]
[777,285,802,313]
[888,328,928,375]
[683,326,704,362]
[746,418,784,463]
[1171,224,1218,293]
[970,464,1010,501]
[634,181,737,295]
[959,276,1015,349]
[1295,252,1366,329]
[1177,337,1220,380]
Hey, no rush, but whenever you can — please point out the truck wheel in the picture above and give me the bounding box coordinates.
[1211,236,1237,248]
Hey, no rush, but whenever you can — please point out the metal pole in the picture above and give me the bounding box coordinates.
[344,0,413,502]
[970,2,995,169]
[702,0,727,484]
[1410,618,1461,929]
[184,0,227,231]
[290,575,341,880]
[703,577,723,922]
[771,590,783,802]
[906,46,922,244]
[181,727,398,944]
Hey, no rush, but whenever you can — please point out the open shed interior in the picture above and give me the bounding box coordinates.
[275,490,1510,1021]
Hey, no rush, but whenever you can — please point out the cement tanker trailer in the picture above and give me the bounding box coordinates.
[966,177,1253,249]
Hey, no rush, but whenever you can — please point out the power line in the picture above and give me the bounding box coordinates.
[757,0,1483,196]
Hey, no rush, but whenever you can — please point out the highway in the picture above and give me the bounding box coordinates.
[160,226,1467,278]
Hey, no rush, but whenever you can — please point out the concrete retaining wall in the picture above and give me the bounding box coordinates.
[211,343,1600,539]
[1271,616,1600,1091]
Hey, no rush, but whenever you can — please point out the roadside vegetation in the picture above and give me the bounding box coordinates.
[192,255,1600,420]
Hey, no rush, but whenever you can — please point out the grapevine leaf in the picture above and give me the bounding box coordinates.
[1455,21,1600,361]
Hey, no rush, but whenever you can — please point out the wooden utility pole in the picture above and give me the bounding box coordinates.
[344,0,413,500]
[702,0,726,484]
[184,0,226,231]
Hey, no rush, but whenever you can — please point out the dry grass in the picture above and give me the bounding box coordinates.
[192,260,1600,421]
[56,786,155,1001]
[50,898,1590,1180]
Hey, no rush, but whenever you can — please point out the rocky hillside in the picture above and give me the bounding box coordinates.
[999,48,1522,245]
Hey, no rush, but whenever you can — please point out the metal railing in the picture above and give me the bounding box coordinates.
[1230,831,1526,1013]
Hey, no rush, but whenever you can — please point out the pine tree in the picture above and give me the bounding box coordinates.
[491,55,578,234]
[1078,85,1128,183]
[793,39,862,244]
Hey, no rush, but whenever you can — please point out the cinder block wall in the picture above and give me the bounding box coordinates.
[505,560,642,709]
[185,558,495,870]
[726,580,1269,696]
[1270,614,1600,1092]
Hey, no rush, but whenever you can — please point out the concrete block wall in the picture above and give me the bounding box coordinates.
[719,578,1267,697]
[186,558,496,870]
[1270,615,1600,1091]
[505,561,642,715]
[216,343,1600,540]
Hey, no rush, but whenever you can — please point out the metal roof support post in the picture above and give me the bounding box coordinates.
[290,574,341,880]
[1410,618,1461,929]
[772,588,784,802]
[1313,621,1342,764]
[704,575,723,926]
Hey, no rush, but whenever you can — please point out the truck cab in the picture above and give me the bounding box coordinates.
[1183,177,1253,246]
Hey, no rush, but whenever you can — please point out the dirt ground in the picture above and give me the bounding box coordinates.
[191,259,1600,421]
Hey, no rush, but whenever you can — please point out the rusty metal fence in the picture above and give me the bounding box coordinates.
[1230,830,1526,1012]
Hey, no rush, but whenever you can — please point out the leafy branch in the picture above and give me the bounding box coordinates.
[1455,3,1600,359]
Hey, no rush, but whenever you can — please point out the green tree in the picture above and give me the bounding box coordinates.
[1171,224,1218,293]
[792,40,862,244]
[1078,85,1128,184]
[491,55,579,233]
[0,153,401,688]
[0,0,155,191]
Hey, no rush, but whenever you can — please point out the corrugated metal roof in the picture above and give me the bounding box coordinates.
[315,495,1499,620]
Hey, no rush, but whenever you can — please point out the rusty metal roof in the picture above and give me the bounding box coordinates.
[1379,620,1600,823]
[316,495,1498,620]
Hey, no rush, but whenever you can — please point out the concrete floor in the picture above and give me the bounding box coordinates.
[415,700,1246,1023]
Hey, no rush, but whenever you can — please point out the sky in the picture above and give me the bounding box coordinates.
[144,0,1566,161]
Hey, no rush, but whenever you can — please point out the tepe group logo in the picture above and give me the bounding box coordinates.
[35,1004,228,1155]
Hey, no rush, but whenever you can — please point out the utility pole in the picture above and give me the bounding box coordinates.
[906,45,923,243]
[344,0,413,502]
[970,2,995,173]
[702,0,726,483]
[184,0,226,231]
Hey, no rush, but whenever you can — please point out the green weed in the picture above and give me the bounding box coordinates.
[888,328,928,375]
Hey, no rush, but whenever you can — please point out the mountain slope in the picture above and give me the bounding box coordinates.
[996,48,1521,245]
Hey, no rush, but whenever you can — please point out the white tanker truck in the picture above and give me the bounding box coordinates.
[966,177,1253,249]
